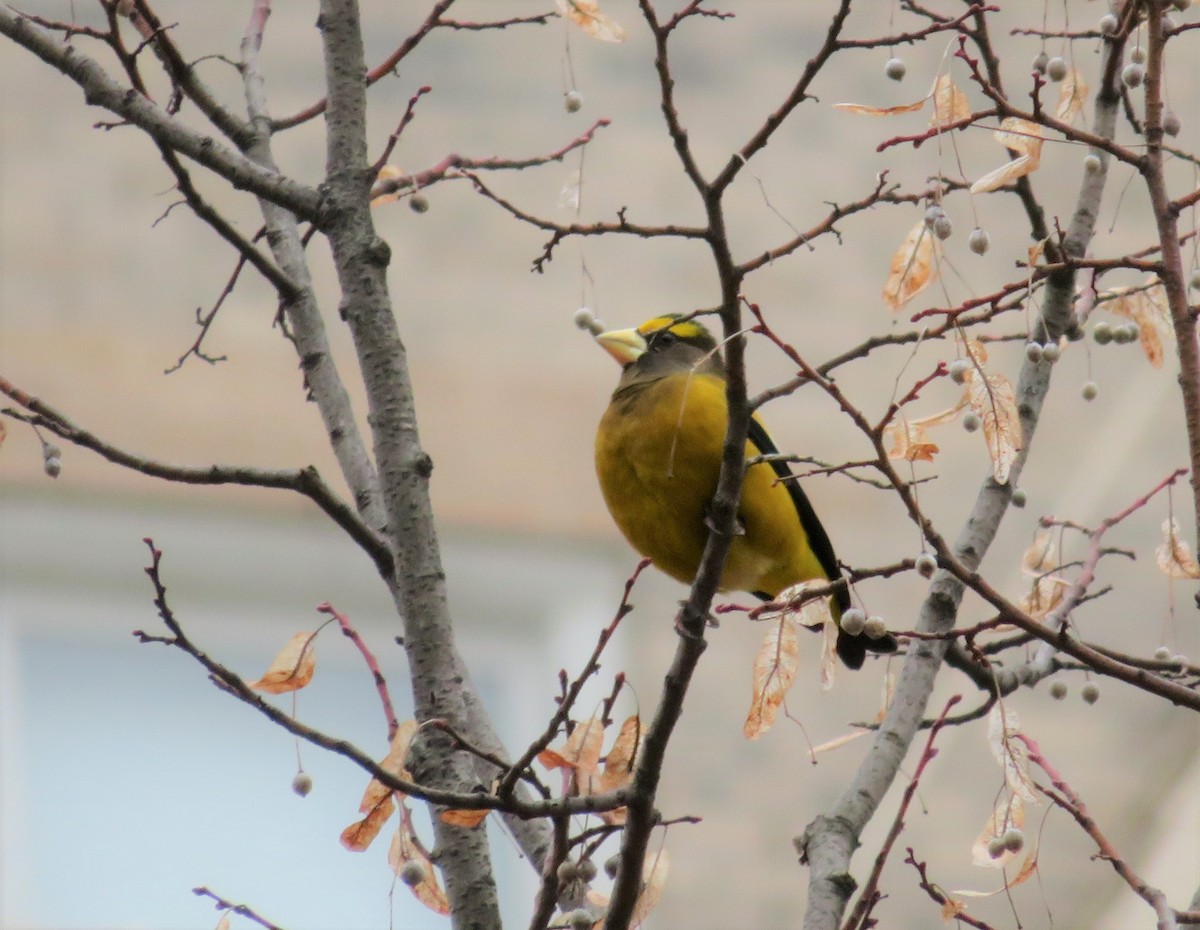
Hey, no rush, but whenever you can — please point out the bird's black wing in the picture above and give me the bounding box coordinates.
[746,417,851,614]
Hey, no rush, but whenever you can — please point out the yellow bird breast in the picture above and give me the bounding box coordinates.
[595,372,828,596]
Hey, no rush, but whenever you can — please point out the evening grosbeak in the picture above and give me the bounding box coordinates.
[593,314,896,668]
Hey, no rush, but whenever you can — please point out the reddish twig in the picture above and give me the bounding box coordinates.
[134,539,629,819]
[319,601,399,740]
[1018,733,1200,926]
[371,85,432,177]
[842,695,962,929]
[903,851,999,929]
[192,887,284,930]
[494,558,650,801]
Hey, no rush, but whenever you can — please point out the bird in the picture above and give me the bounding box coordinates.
[592,313,896,668]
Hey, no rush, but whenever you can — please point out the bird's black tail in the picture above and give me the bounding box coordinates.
[835,627,898,670]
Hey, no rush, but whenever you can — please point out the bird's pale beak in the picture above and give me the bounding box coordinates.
[595,327,648,366]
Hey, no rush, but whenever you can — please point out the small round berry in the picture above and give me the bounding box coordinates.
[840,607,867,637]
[43,442,62,460]
[949,358,972,384]
[44,455,62,479]
[925,205,945,227]
[573,307,601,334]
[1174,654,1190,669]
[1084,153,1103,174]
[1003,828,1026,853]
[1173,0,1191,11]
[604,855,620,879]
[400,859,427,887]
[1011,488,1028,508]
[885,57,907,81]
[915,552,937,578]
[1122,63,1145,88]
[291,771,313,797]
[1041,342,1061,363]
[1032,51,1050,74]
[1081,681,1100,704]
[577,858,598,882]
[968,227,990,255]
[932,214,953,240]
[1163,13,1177,31]
[1092,321,1113,344]
[1099,13,1120,34]
[1049,680,1068,700]
[1154,645,1173,661]
[1121,322,1141,342]
[864,616,888,640]
[556,860,579,884]
[1081,381,1099,401]
[1025,342,1044,363]
[567,908,594,930]
[409,192,430,213]
[987,836,1007,859]
[565,90,583,113]
[1164,111,1182,137]
[1192,270,1200,291]
[1130,45,1147,64]
[962,411,981,433]
[1046,56,1069,82]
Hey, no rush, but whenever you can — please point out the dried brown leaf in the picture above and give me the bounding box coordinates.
[1158,517,1200,578]
[1056,68,1088,123]
[248,632,316,694]
[884,403,964,462]
[597,716,640,794]
[361,719,418,812]
[883,218,941,312]
[1102,277,1173,368]
[765,580,835,630]
[562,715,605,780]
[930,74,971,127]
[439,808,490,828]
[992,117,1045,159]
[1021,531,1059,576]
[743,616,800,739]
[987,706,1039,803]
[630,847,669,929]
[811,727,872,754]
[965,371,1021,485]
[536,748,572,770]
[1020,575,1069,621]
[819,615,838,693]
[340,795,395,852]
[370,165,405,206]
[555,0,625,42]
[389,828,451,915]
[833,99,927,117]
[970,794,1025,868]
[941,897,967,920]
[971,118,1044,193]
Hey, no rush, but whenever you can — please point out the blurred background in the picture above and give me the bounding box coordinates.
[2,2,1197,928]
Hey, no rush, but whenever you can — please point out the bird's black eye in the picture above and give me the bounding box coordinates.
[652,330,676,348]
